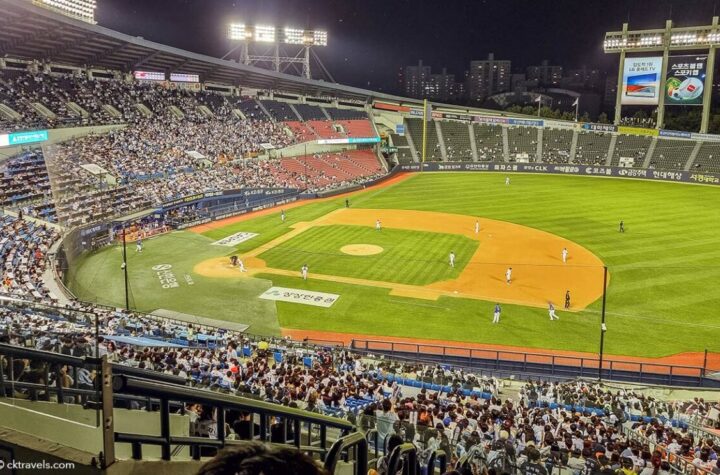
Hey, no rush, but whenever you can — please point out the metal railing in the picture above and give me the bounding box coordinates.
[352,339,712,387]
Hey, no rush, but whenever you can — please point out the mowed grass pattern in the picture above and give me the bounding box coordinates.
[259,225,478,285]
[354,173,720,327]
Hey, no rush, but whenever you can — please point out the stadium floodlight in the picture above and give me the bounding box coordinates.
[227,23,251,41]
[33,0,96,24]
[254,25,276,43]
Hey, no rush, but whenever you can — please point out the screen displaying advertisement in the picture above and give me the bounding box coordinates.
[0,130,49,148]
[622,57,662,105]
[665,55,707,106]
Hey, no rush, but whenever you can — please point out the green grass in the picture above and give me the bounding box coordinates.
[66,172,720,357]
[259,225,478,285]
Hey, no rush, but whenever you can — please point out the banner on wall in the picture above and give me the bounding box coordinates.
[665,55,707,106]
[622,56,662,105]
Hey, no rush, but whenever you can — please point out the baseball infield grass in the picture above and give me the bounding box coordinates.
[66,172,720,357]
[259,225,478,285]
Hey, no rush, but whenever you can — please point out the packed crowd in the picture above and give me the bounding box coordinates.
[0,214,60,301]
[2,291,720,475]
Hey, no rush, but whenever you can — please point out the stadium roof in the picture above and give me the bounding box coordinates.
[0,0,406,102]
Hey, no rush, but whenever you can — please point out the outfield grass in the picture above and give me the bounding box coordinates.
[66,172,720,357]
[259,225,478,285]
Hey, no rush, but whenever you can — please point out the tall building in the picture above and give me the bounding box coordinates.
[526,60,563,86]
[403,60,432,99]
[403,62,461,102]
[562,66,604,90]
[467,53,511,103]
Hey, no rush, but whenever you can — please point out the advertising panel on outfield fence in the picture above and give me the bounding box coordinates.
[665,55,707,106]
[621,56,662,105]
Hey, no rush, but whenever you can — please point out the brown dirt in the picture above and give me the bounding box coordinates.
[280,328,720,374]
[340,244,384,256]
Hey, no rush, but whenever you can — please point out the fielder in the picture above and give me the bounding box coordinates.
[301,264,308,281]
[548,302,559,320]
[564,290,571,309]
[238,259,247,273]
[136,238,143,253]
[230,255,238,267]
[449,251,456,268]
[475,220,480,234]
[375,219,382,231]
[619,220,624,233]
[493,303,501,323]
[281,210,286,223]
[505,267,512,284]
[562,247,568,264]
[505,176,510,185]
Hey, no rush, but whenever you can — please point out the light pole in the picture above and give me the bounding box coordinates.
[121,225,130,311]
[598,265,608,381]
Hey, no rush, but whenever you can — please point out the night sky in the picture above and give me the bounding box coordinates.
[97,0,718,93]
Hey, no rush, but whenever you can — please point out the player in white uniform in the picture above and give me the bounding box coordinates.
[375,219,381,231]
[505,267,512,284]
[449,251,456,268]
[493,303,501,323]
[301,264,308,281]
[505,176,510,185]
[136,238,143,253]
[238,259,247,272]
[475,220,480,234]
[562,247,568,264]
[548,302,559,320]
[281,210,286,223]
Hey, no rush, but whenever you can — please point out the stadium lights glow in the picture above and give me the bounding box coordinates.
[605,25,720,52]
[33,0,96,23]
[228,23,327,46]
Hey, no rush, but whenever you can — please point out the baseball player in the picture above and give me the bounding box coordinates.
[505,176,510,186]
[375,219,382,231]
[564,290,571,309]
[475,220,480,234]
[136,238,143,253]
[619,220,624,233]
[230,255,238,267]
[301,264,308,281]
[449,251,456,268]
[281,210,286,223]
[238,259,247,273]
[562,247,568,264]
[493,303,501,323]
[505,267,512,284]
[548,302,559,320]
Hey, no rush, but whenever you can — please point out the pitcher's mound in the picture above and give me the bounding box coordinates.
[341,244,383,256]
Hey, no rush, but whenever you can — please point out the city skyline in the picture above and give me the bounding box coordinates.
[97,0,719,93]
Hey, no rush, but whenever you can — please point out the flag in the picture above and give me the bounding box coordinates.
[572,98,579,107]
[534,96,542,103]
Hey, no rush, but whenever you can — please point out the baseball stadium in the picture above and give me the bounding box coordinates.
[1,0,720,474]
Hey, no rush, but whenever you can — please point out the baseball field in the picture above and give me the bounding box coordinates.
[65,172,720,360]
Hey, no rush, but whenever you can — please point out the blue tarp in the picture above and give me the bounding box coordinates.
[103,335,185,348]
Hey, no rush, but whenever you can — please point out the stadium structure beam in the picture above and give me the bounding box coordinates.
[84,41,129,66]
[130,50,161,70]
[42,33,91,60]
[605,17,719,132]
[0,30,46,55]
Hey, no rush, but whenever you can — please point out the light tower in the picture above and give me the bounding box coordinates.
[226,24,331,80]
[604,17,719,133]
[31,0,96,24]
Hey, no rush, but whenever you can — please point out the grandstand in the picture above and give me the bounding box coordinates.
[439,121,473,161]
[507,126,539,162]
[574,131,612,165]
[472,123,506,162]
[2,1,720,473]
[649,139,696,170]
[693,142,720,173]
[612,134,653,167]
[541,128,574,164]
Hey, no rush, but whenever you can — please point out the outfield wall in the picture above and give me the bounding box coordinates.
[399,162,720,186]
